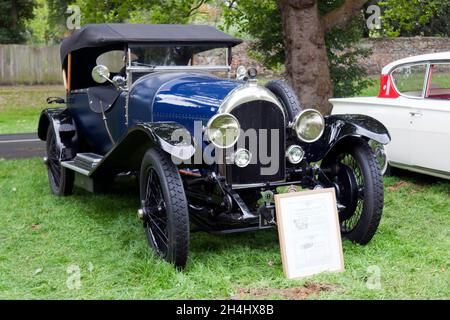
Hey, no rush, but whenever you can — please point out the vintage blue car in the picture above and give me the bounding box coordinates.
[38,24,390,268]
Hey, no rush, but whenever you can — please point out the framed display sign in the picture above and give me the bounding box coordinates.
[274,188,344,280]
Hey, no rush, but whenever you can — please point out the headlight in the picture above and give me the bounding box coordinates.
[234,149,252,168]
[247,67,258,79]
[236,66,247,80]
[292,109,325,143]
[286,145,304,164]
[205,113,240,148]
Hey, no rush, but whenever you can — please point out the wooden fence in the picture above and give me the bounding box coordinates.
[0,45,62,85]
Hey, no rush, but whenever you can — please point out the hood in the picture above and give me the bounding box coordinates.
[130,72,241,133]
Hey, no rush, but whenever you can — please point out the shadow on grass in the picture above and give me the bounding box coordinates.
[65,176,280,258]
[389,167,449,186]
[190,229,279,254]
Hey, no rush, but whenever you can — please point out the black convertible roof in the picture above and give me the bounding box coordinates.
[60,23,242,63]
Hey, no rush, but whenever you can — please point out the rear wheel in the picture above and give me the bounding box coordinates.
[139,148,189,268]
[46,126,74,196]
[321,139,384,244]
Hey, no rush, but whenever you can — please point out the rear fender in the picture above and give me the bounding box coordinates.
[303,114,391,162]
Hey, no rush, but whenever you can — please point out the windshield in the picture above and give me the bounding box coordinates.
[128,45,229,67]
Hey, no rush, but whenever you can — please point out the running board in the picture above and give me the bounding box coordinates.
[61,161,90,176]
[61,153,104,193]
[61,153,103,176]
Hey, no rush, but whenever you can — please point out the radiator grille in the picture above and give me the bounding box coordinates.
[224,100,286,185]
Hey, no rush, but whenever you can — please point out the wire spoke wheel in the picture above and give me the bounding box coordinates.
[321,140,384,244]
[143,168,169,255]
[337,153,365,233]
[47,132,61,187]
[45,126,74,196]
[139,148,189,268]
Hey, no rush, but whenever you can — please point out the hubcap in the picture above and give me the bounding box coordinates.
[334,164,359,222]
[323,153,366,234]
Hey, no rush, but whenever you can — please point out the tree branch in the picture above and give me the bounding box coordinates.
[322,0,368,32]
[227,0,238,9]
[187,0,207,17]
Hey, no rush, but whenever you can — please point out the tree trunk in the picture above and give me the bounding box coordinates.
[11,0,18,31]
[277,0,333,114]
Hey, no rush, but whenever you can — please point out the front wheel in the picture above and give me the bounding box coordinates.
[45,126,74,196]
[321,139,384,244]
[139,148,190,268]
[368,140,389,176]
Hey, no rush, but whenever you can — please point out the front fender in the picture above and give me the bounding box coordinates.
[37,108,78,160]
[303,114,391,162]
[136,122,197,161]
[90,122,196,177]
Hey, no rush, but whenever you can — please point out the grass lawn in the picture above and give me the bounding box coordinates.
[0,158,448,299]
[0,85,65,135]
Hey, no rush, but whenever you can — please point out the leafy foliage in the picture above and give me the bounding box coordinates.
[24,0,210,43]
[222,1,283,69]
[0,0,35,43]
[46,0,72,42]
[379,0,450,37]
[25,0,49,43]
[222,0,373,97]
[327,17,373,98]
[74,0,209,24]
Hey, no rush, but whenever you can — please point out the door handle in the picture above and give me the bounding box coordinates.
[409,111,423,117]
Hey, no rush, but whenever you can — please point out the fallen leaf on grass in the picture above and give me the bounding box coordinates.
[267,260,274,267]
[31,224,41,230]
[232,283,337,300]
[88,262,94,273]
[387,181,410,191]
[34,268,43,275]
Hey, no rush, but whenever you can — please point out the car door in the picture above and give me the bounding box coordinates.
[389,63,429,167]
[409,63,450,176]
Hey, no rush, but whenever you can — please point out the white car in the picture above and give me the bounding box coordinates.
[331,52,450,180]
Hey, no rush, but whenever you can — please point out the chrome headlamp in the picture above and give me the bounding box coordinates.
[234,149,252,168]
[236,66,247,80]
[286,145,304,164]
[292,109,325,143]
[205,113,240,149]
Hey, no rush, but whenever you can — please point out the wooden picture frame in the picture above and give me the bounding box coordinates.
[274,188,344,280]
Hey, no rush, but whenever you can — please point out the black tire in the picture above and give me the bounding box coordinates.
[368,140,389,176]
[321,139,384,244]
[46,126,74,196]
[265,80,302,122]
[139,148,189,268]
